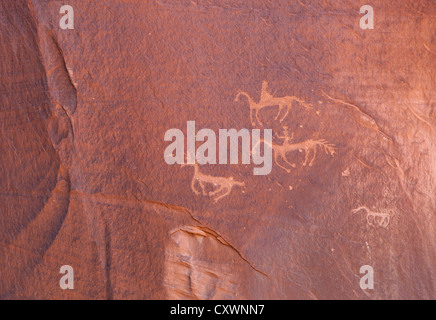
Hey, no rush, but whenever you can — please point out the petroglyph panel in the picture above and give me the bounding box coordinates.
[1,0,434,300]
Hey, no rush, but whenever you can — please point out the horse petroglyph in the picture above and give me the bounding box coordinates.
[351,206,395,228]
[164,81,336,199]
[235,80,312,126]
[252,126,336,173]
[182,163,245,202]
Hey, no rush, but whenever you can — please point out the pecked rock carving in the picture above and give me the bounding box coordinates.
[2,0,434,300]
[235,81,312,126]
[183,163,245,202]
[351,206,395,228]
[252,126,336,173]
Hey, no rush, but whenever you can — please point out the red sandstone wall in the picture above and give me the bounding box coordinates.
[0,0,435,299]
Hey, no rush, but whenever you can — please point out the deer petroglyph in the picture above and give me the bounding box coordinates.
[351,206,395,228]
[235,80,312,126]
[183,163,245,202]
[252,126,336,173]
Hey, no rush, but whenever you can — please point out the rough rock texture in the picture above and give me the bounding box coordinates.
[0,0,435,299]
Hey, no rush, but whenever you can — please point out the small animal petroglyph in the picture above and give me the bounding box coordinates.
[252,126,336,173]
[235,80,312,126]
[342,168,350,177]
[183,163,245,202]
[351,206,395,228]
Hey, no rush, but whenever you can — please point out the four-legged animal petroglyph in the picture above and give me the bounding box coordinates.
[252,126,336,173]
[183,81,336,200]
[235,80,312,126]
[351,206,395,228]
[183,163,245,202]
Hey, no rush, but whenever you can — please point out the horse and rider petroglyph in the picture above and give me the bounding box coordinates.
[167,80,335,201]
[252,126,336,173]
[235,80,312,126]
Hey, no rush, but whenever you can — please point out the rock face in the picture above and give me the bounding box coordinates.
[0,0,435,299]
